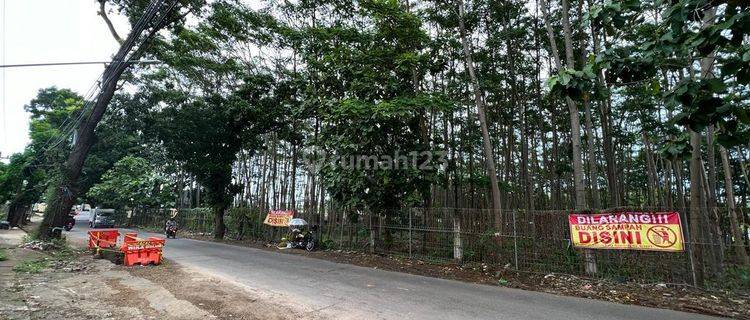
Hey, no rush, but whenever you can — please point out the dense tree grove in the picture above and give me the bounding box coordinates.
[1,0,749,286]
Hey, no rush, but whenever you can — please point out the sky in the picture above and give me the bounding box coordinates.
[0,0,129,161]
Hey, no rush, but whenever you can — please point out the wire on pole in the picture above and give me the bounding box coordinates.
[0,60,161,68]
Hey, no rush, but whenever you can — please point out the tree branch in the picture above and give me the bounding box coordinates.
[98,0,124,44]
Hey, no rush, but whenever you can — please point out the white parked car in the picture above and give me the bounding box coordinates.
[75,209,92,222]
[89,208,116,228]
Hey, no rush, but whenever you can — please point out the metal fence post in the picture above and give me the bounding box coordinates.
[369,212,375,254]
[513,210,518,270]
[339,211,345,249]
[409,208,413,259]
[681,209,697,286]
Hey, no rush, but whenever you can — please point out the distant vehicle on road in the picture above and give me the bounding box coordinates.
[89,208,116,228]
[32,203,47,213]
[76,208,92,221]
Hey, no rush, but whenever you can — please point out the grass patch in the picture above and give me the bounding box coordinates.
[712,265,750,292]
[50,245,78,261]
[13,259,50,274]
[0,248,7,261]
[21,234,34,244]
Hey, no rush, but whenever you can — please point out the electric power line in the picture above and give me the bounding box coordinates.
[33,0,173,162]
[0,60,161,68]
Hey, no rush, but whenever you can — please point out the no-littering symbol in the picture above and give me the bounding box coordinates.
[646,225,677,248]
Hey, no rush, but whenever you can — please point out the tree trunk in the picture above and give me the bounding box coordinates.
[457,0,503,232]
[664,156,675,209]
[674,159,687,214]
[7,201,29,228]
[540,0,593,274]
[738,152,750,192]
[706,125,719,210]
[195,182,201,207]
[720,146,750,265]
[584,97,600,209]
[551,124,560,208]
[700,161,723,275]
[590,19,618,207]
[213,202,228,239]
[643,132,659,207]
[704,126,724,270]
[559,0,586,212]
[689,129,706,287]
[270,135,279,210]
[290,142,298,210]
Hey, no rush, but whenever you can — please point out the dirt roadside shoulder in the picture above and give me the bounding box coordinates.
[0,230,321,320]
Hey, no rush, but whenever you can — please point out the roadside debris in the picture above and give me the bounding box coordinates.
[19,240,61,252]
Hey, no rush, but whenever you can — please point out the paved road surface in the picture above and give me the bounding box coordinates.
[66,224,722,320]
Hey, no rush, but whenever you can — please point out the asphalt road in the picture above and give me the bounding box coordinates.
[66,223,723,320]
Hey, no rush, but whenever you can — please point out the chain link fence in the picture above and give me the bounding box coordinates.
[125,206,748,287]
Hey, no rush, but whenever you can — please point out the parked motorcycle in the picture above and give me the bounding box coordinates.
[283,218,316,251]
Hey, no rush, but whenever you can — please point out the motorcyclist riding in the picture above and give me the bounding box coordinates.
[165,217,178,238]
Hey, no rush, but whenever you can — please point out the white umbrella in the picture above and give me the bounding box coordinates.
[288,218,308,227]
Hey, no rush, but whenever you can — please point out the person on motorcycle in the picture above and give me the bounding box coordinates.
[165,217,177,233]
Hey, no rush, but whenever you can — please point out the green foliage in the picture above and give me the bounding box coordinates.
[104,0,206,32]
[319,235,336,250]
[178,208,214,233]
[299,0,454,214]
[721,45,750,85]
[595,0,750,148]
[226,207,262,238]
[87,156,173,209]
[658,133,692,160]
[319,96,451,211]
[0,248,7,261]
[584,0,642,35]
[716,265,750,291]
[665,75,749,149]
[0,150,40,205]
[128,2,287,237]
[547,66,598,101]
[2,86,143,227]
[0,87,88,219]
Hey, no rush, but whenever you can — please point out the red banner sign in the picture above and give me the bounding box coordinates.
[568,211,684,252]
[263,210,294,227]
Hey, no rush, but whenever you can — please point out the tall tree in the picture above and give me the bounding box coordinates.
[38,0,203,239]
[457,0,503,232]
